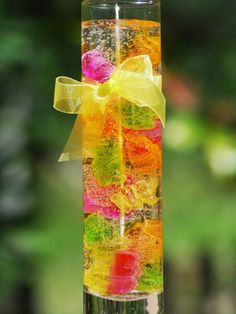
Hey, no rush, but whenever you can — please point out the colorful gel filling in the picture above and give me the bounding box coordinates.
[121,102,156,130]
[137,263,163,292]
[125,220,163,264]
[82,114,105,158]
[84,214,117,244]
[125,134,162,173]
[111,175,159,212]
[124,119,162,147]
[83,164,121,219]
[83,193,121,219]
[82,19,163,298]
[84,245,117,295]
[92,139,124,186]
[102,106,119,138]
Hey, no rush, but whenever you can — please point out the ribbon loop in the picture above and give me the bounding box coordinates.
[54,76,106,115]
[117,55,153,78]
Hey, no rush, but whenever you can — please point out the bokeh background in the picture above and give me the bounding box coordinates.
[0,0,236,313]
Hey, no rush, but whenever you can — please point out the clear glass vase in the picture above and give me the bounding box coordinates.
[82,1,164,313]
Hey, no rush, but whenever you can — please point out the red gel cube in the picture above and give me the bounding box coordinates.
[108,250,141,294]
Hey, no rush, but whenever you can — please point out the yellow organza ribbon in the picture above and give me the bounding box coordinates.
[54,55,166,161]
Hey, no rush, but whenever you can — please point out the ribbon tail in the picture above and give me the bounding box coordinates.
[59,115,83,161]
[150,86,166,127]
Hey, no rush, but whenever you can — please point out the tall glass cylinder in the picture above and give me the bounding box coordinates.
[82,1,164,313]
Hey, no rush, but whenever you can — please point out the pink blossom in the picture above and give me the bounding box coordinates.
[82,50,114,83]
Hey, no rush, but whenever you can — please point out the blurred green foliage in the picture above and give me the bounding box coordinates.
[0,0,236,313]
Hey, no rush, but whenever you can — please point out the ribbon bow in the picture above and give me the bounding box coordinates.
[54,55,166,161]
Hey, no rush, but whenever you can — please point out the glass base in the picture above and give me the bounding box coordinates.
[84,290,164,314]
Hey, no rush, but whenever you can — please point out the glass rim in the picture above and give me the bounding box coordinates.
[82,0,160,7]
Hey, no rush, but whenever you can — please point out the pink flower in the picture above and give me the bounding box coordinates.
[82,50,114,83]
